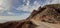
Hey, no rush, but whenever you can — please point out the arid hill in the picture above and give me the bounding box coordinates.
[0,4,60,28]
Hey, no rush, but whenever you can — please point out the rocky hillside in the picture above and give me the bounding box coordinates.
[0,4,60,28]
[28,4,60,24]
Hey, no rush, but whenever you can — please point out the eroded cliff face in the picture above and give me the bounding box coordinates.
[0,4,60,28]
[27,4,60,28]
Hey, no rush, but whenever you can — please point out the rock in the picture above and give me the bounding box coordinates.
[0,4,60,28]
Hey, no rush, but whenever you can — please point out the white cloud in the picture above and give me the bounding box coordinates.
[26,0,30,6]
[17,0,40,12]
[0,0,60,14]
[0,0,60,23]
[17,0,56,12]
[0,13,30,23]
[50,0,60,4]
[0,16,25,23]
[43,0,60,5]
[33,1,41,10]
[7,12,14,15]
[0,0,12,13]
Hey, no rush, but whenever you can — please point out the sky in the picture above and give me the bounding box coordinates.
[0,0,60,23]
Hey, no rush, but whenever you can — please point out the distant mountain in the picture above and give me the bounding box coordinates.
[0,4,60,28]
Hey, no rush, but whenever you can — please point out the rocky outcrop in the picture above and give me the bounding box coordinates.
[0,4,60,28]
[28,4,60,24]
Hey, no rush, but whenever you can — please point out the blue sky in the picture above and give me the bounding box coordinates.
[0,0,59,16]
[0,0,60,23]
